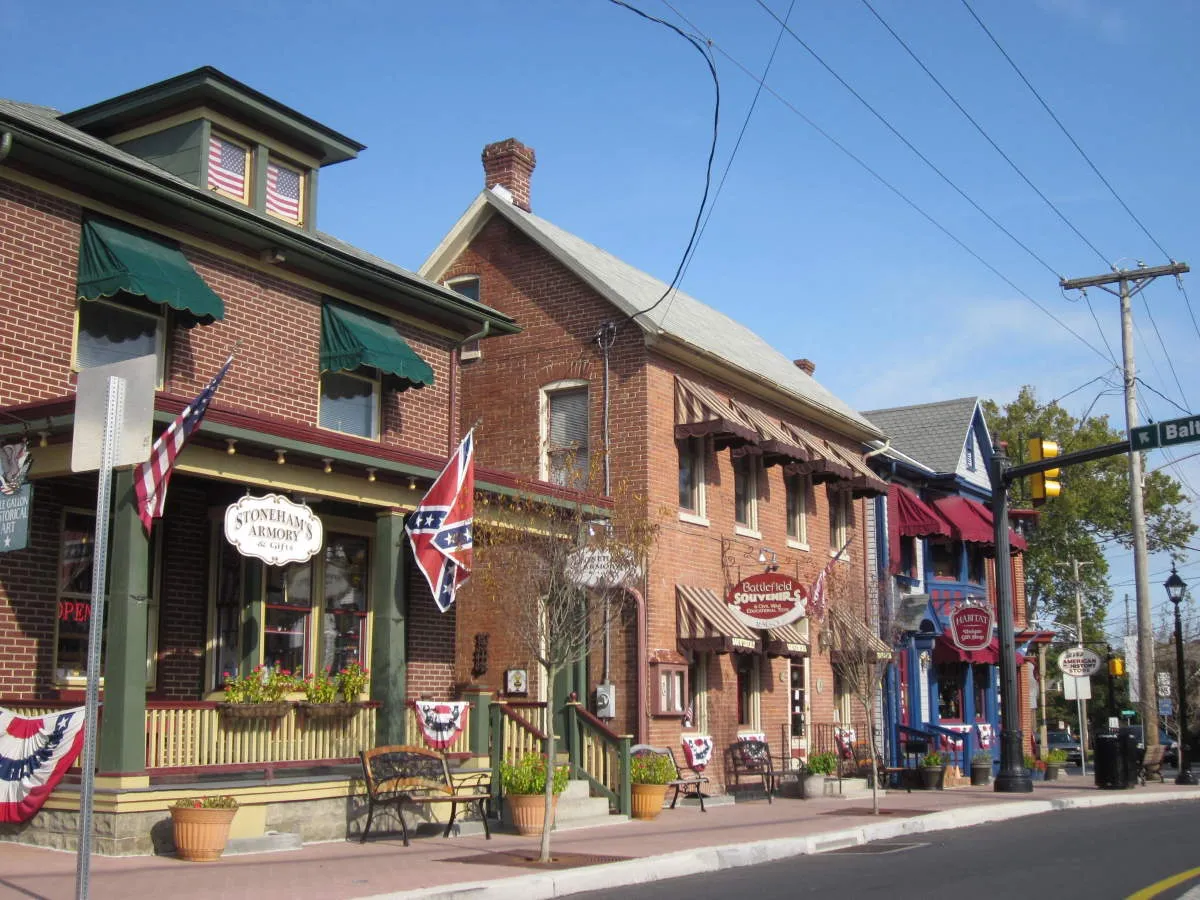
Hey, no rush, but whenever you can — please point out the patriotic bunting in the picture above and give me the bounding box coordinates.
[406,430,475,612]
[680,735,713,772]
[412,701,469,751]
[0,707,86,824]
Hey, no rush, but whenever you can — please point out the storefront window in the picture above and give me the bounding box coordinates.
[210,536,243,692]
[735,654,758,727]
[973,664,989,720]
[264,561,312,675]
[930,541,958,579]
[790,658,807,738]
[687,653,707,731]
[967,545,985,584]
[322,536,369,672]
[936,664,963,720]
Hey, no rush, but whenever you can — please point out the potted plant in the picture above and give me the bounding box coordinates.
[297,667,360,720]
[920,751,945,790]
[629,752,676,819]
[170,795,238,862]
[1024,753,1046,781]
[218,665,294,719]
[501,754,569,836]
[1044,748,1067,781]
[970,751,993,786]
[802,751,838,799]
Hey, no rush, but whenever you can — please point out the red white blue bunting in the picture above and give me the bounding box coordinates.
[413,701,469,751]
[681,735,713,772]
[834,726,857,758]
[1,707,86,824]
[976,723,994,749]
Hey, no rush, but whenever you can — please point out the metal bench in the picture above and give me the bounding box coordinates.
[359,745,492,846]
[726,739,779,803]
[631,744,710,812]
[1140,744,1165,785]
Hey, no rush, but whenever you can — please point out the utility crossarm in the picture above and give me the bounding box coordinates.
[1060,262,1190,293]
[1003,439,1131,486]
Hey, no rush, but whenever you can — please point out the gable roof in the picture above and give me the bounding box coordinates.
[422,189,883,441]
[861,396,982,475]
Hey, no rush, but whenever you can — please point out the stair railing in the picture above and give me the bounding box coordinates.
[564,702,631,816]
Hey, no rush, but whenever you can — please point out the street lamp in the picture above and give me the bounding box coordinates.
[1165,565,1195,786]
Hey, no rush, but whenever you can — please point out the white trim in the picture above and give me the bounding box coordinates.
[734,526,762,540]
[678,435,706,518]
[678,512,710,527]
[540,379,590,487]
[786,539,810,552]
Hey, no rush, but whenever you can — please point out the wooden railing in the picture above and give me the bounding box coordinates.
[488,701,548,809]
[565,702,630,815]
[404,703,472,756]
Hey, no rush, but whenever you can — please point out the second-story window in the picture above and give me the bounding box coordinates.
[320,371,379,439]
[678,437,705,516]
[75,297,166,385]
[207,132,249,203]
[266,157,304,225]
[447,277,483,361]
[733,454,758,532]
[786,473,808,545]
[828,487,851,555]
[543,382,589,489]
[965,436,976,471]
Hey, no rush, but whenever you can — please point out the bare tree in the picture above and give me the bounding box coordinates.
[473,477,655,862]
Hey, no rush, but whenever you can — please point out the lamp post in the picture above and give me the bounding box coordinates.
[1165,565,1195,786]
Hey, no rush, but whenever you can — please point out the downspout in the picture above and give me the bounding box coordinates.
[0,133,13,166]
[449,320,490,450]
[596,322,617,683]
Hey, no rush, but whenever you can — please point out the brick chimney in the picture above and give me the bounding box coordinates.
[482,138,536,212]
[794,358,816,376]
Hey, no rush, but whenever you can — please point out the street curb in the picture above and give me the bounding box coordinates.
[357,790,1200,900]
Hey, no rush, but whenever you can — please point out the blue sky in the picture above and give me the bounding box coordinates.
[4,0,1198,632]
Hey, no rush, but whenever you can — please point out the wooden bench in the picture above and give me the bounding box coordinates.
[631,744,710,812]
[359,745,492,846]
[726,739,778,803]
[1140,744,1165,785]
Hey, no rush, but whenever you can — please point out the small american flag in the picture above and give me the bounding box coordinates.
[266,162,301,220]
[208,136,246,198]
[133,353,235,534]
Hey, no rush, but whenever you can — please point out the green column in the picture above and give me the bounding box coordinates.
[97,469,149,775]
[462,688,493,759]
[240,561,262,677]
[371,510,408,744]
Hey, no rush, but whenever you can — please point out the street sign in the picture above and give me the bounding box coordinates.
[1058,647,1102,677]
[1159,698,1174,717]
[1121,709,1136,717]
[1157,671,1172,698]
[1130,414,1200,451]
[1063,674,1092,700]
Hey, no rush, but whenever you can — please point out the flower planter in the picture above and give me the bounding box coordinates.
[920,765,945,790]
[296,701,360,721]
[970,763,992,786]
[1044,763,1064,781]
[506,793,558,836]
[630,783,668,820]
[216,701,291,720]
[170,806,237,862]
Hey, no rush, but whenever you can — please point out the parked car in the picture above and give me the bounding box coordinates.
[1125,727,1178,766]
[1048,730,1083,766]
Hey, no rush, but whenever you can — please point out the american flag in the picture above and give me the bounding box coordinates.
[406,431,475,613]
[266,162,301,220]
[208,136,246,198]
[808,537,852,620]
[133,353,235,534]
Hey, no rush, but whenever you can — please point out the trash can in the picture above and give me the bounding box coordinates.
[1094,731,1128,789]
[1118,727,1144,785]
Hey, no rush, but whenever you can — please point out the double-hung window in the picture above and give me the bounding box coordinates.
[678,437,706,519]
[786,473,808,547]
[828,487,852,556]
[446,276,483,361]
[733,454,758,533]
[543,382,589,489]
[75,296,167,385]
[319,370,380,439]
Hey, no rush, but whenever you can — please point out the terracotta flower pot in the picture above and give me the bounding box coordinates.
[507,793,557,836]
[631,783,668,820]
[170,806,237,862]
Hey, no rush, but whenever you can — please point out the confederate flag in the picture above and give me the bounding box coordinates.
[406,430,475,612]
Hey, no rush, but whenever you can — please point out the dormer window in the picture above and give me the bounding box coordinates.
[207,132,249,202]
[266,157,304,224]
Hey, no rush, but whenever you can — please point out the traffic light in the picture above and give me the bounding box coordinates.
[1027,438,1061,506]
[1109,657,1126,677]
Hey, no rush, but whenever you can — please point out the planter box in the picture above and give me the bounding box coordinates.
[296,702,361,721]
[801,774,840,798]
[216,701,291,720]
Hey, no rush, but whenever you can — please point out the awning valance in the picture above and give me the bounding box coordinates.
[677,585,761,654]
[729,400,809,467]
[826,605,893,660]
[931,496,1026,551]
[674,377,758,449]
[77,216,225,324]
[320,301,434,388]
[888,485,951,574]
[778,421,854,483]
[933,634,999,665]
[765,621,810,658]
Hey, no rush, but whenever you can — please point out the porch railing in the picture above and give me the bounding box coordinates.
[565,702,630,816]
[488,700,548,810]
[897,723,976,773]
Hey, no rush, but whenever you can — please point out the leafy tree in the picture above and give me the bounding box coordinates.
[983,386,1195,635]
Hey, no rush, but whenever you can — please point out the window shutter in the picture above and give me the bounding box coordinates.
[548,389,588,450]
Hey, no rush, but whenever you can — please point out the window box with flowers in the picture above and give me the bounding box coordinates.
[217,665,295,720]
[296,663,369,721]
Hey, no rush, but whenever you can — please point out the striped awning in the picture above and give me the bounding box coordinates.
[778,421,854,483]
[826,605,893,661]
[823,442,888,497]
[730,400,810,467]
[765,620,810,658]
[677,585,761,654]
[674,376,758,449]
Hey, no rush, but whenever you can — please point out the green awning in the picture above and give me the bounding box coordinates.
[320,301,434,389]
[77,217,225,325]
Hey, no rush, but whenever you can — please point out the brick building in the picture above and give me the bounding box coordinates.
[422,139,891,786]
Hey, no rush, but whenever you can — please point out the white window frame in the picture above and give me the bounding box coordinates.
[786,472,809,549]
[829,487,852,559]
[678,436,708,525]
[73,298,167,388]
[733,453,760,537]
[446,277,483,361]
[540,379,589,488]
[686,653,708,733]
[318,369,381,440]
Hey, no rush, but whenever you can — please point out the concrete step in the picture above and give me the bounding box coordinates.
[555,795,612,820]
[560,779,592,801]
[225,831,302,855]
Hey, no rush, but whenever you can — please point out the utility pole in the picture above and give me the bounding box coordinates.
[1061,261,1190,750]
[1125,594,1131,636]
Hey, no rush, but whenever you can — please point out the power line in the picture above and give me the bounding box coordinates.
[752,0,1064,280]
[1176,278,1200,344]
[669,15,1114,365]
[1135,377,1192,418]
[1140,293,1190,412]
[858,0,1110,268]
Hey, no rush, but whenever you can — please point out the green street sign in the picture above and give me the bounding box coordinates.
[1131,424,1160,450]
[1161,414,1200,447]
[1121,709,1136,717]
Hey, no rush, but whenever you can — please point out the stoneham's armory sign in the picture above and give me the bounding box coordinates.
[726,572,808,629]
[949,602,994,653]
[224,493,323,565]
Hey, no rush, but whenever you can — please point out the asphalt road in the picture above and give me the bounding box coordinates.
[571,800,1200,900]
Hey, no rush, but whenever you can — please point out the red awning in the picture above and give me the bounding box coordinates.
[930,496,1026,551]
[933,634,999,665]
[889,485,951,574]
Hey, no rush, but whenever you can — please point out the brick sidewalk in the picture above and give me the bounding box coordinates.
[3,779,1197,900]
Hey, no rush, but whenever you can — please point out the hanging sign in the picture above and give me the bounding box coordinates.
[0,484,32,553]
[224,494,323,565]
[726,573,808,629]
[1058,647,1102,678]
[949,601,995,653]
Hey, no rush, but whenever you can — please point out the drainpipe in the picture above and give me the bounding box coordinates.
[449,321,490,450]
[863,438,891,460]
[0,133,13,166]
[595,322,617,684]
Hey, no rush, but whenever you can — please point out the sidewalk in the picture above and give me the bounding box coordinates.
[4,779,1199,900]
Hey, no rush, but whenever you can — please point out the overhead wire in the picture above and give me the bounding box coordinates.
[1140,291,1191,412]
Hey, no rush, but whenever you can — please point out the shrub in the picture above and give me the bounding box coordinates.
[631,753,677,785]
[1046,748,1068,764]
[922,751,944,767]
[805,752,838,776]
[337,662,369,702]
[301,668,339,704]
[972,751,993,764]
[173,795,238,809]
[222,665,294,703]
[501,754,569,795]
